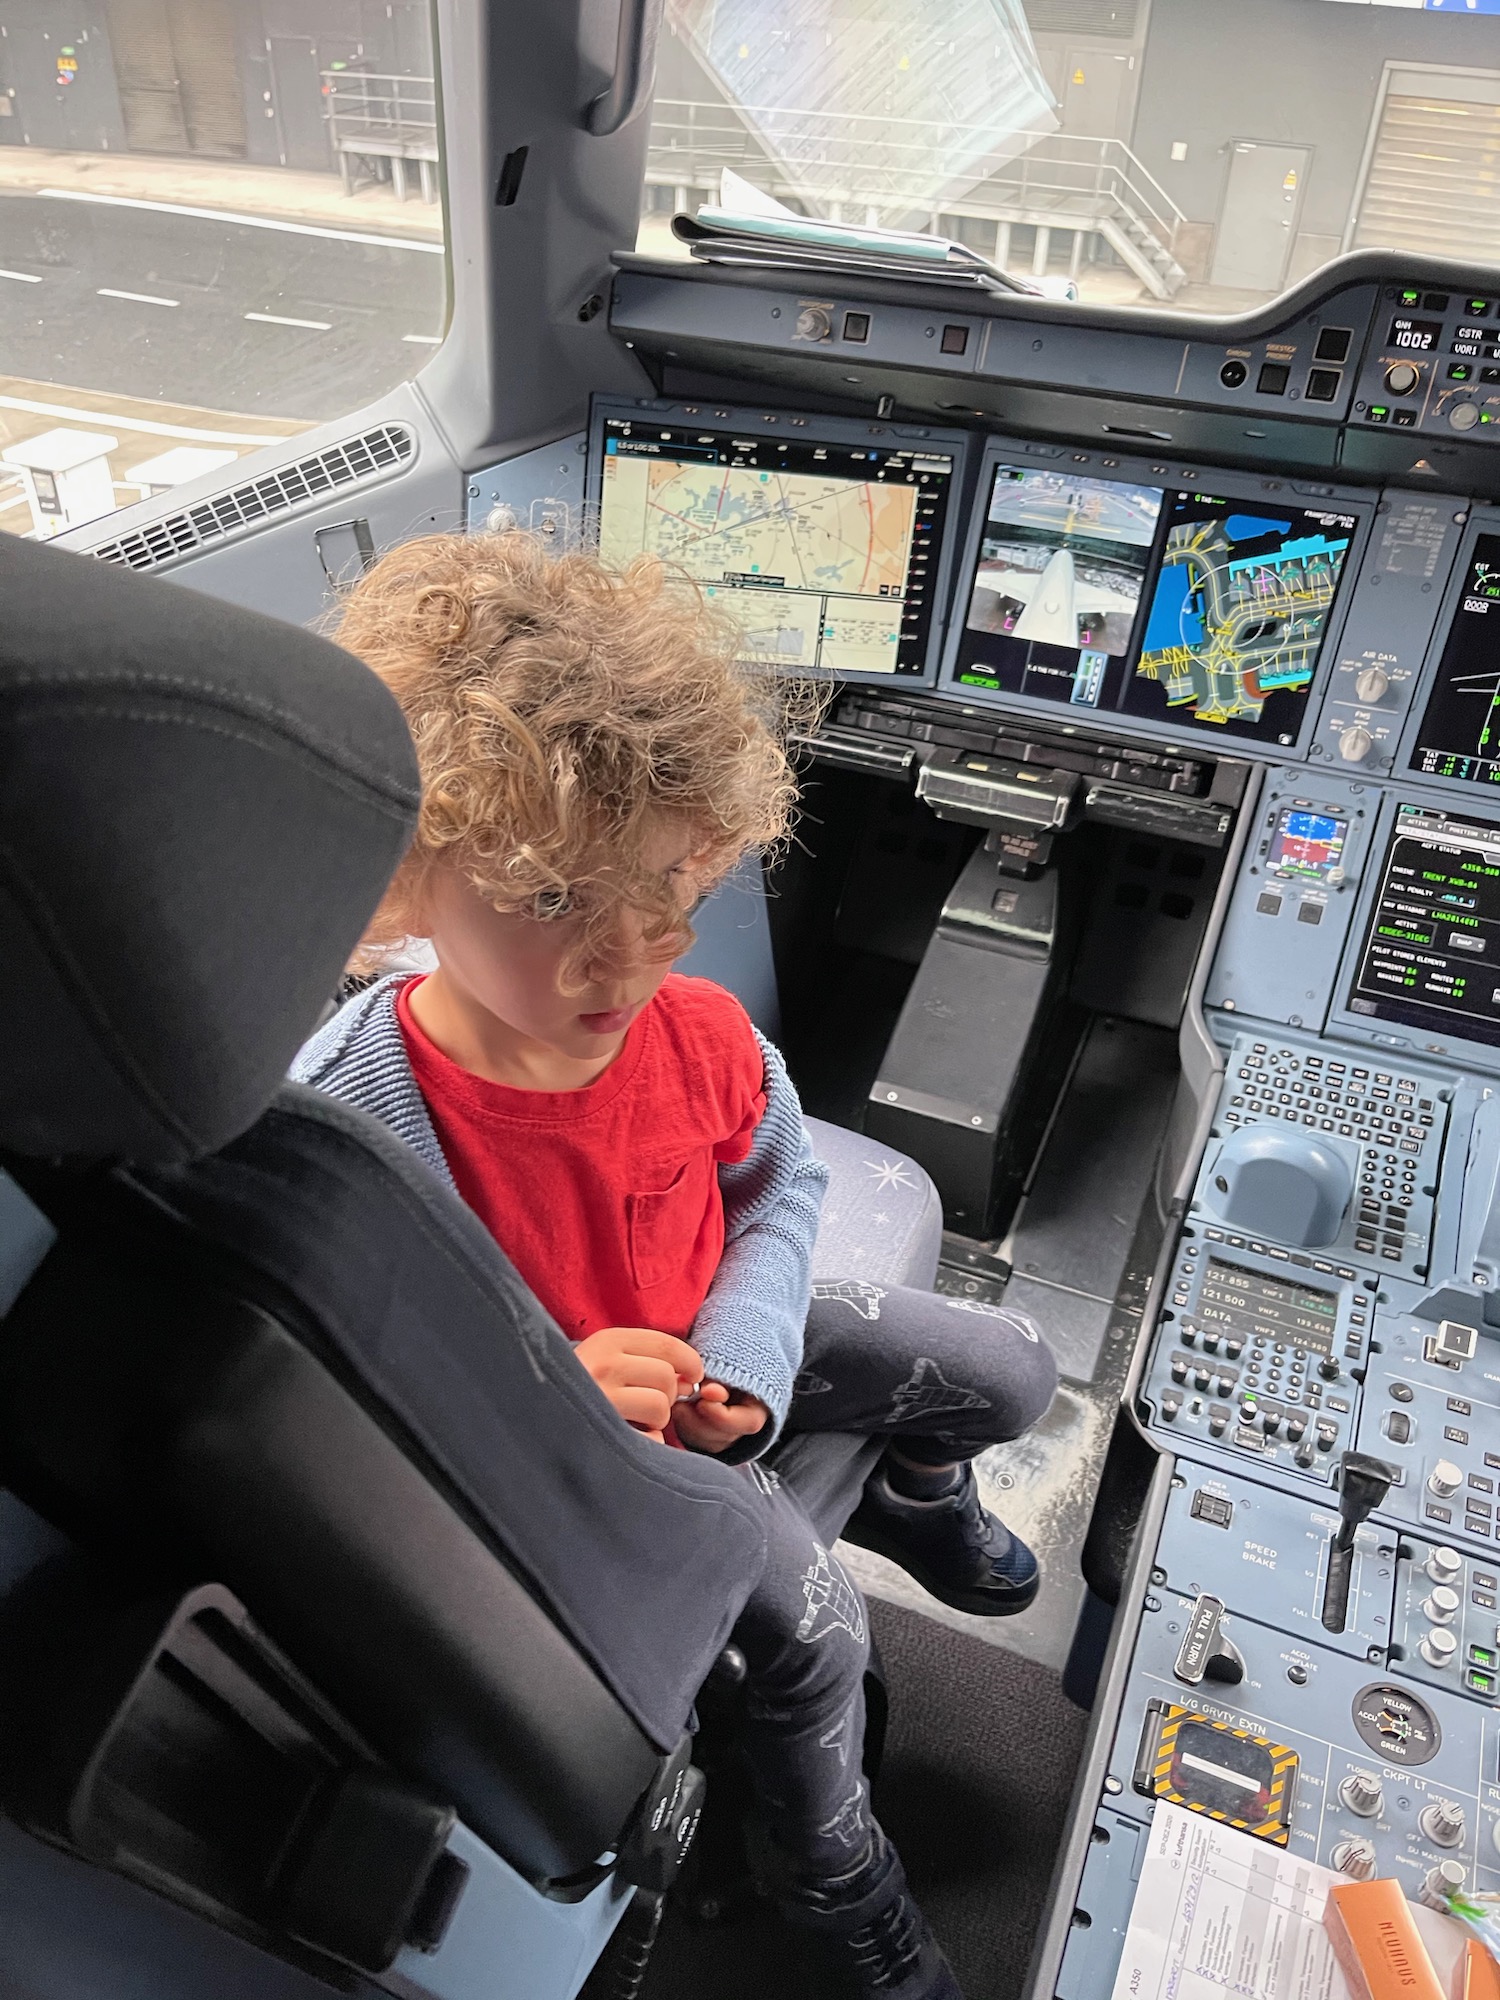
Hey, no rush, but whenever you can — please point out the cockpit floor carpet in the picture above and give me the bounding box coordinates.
[641,1597,1090,2000]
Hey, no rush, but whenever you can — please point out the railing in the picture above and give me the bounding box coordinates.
[322,71,438,156]
[645,99,1184,255]
[992,131,1184,252]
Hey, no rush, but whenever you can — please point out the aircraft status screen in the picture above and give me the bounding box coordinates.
[949,466,1358,746]
[595,416,956,678]
[1347,802,1500,1048]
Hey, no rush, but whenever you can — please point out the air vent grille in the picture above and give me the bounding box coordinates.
[1021,0,1138,36]
[91,424,415,572]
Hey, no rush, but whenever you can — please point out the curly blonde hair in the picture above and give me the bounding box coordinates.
[335,531,805,982]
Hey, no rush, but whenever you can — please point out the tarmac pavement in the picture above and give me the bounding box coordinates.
[0,146,441,537]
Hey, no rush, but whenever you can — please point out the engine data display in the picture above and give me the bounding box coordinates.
[1196,1259,1338,1356]
[1410,534,1500,788]
[1267,807,1348,880]
[950,470,1358,745]
[1347,802,1500,1049]
[594,415,956,679]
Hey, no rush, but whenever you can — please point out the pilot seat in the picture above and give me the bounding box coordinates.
[0,531,943,2000]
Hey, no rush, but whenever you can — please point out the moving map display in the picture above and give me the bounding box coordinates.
[1127,492,1358,741]
[950,465,1359,746]
[1409,534,1500,788]
[1347,802,1500,1049]
[594,415,957,678]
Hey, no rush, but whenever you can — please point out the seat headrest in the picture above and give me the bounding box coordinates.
[0,534,419,1166]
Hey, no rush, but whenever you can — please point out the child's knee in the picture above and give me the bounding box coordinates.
[978,1306,1059,1438]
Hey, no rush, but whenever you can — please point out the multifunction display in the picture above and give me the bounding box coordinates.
[1267,808,1348,880]
[1348,802,1500,1049]
[1410,534,1500,787]
[950,463,1359,746]
[595,416,956,678]
[1196,1259,1338,1357]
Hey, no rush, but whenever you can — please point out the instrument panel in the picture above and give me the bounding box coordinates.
[576,246,1500,1998]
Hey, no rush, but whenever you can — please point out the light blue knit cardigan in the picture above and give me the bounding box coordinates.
[290,975,828,1447]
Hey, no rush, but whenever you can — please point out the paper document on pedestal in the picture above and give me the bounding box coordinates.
[1110,1801,1348,2000]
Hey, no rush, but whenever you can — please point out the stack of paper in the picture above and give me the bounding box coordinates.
[669,170,1038,298]
[1111,1803,1469,2000]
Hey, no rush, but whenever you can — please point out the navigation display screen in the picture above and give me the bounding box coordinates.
[594,415,957,678]
[1268,808,1348,880]
[1410,534,1500,788]
[1347,802,1500,1049]
[950,469,1358,745]
[1197,1259,1338,1356]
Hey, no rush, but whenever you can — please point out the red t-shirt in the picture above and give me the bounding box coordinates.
[396,973,767,1344]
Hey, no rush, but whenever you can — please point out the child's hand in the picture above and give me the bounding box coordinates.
[673,1382,770,1455]
[575,1326,703,1441]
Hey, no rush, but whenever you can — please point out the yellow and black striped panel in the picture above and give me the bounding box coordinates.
[1147,1703,1298,1846]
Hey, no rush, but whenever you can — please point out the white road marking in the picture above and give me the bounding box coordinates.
[0,269,42,284]
[40,187,445,255]
[0,391,278,446]
[98,287,179,308]
[244,311,331,331]
[402,332,442,344]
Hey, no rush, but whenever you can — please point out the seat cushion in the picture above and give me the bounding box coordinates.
[804,1118,943,1292]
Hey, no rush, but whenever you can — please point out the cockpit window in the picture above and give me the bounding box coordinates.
[0,0,446,540]
[641,0,1500,315]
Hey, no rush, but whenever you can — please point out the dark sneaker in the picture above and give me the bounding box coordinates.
[841,1462,1040,1617]
[777,1828,963,1999]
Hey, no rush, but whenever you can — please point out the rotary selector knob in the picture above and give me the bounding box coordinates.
[1423,1585,1461,1626]
[1420,1799,1466,1848]
[1450,400,1481,432]
[1386,362,1421,395]
[795,303,832,341]
[1428,1459,1464,1499]
[1353,666,1391,704]
[1338,724,1374,764]
[1340,1770,1385,1819]
[1427,1545,1464,1585]
[1421,1627,1459,1668]
[1331,1837,1378,1880]
[1422,1860,1466,1911]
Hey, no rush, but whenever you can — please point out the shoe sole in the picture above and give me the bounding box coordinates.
[840,1513,1041,1618]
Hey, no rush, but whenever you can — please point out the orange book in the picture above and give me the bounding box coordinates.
[1465,1938,1500,2000]
[1324,1880,1446,2000]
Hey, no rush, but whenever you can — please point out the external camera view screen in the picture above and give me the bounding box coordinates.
[1347,801,1500,1049]
[950,467,1359,746]
[1410,534,1500,789]
[595,415,957,678]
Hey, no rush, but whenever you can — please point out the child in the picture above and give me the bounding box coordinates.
[294,533,1057,2000]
